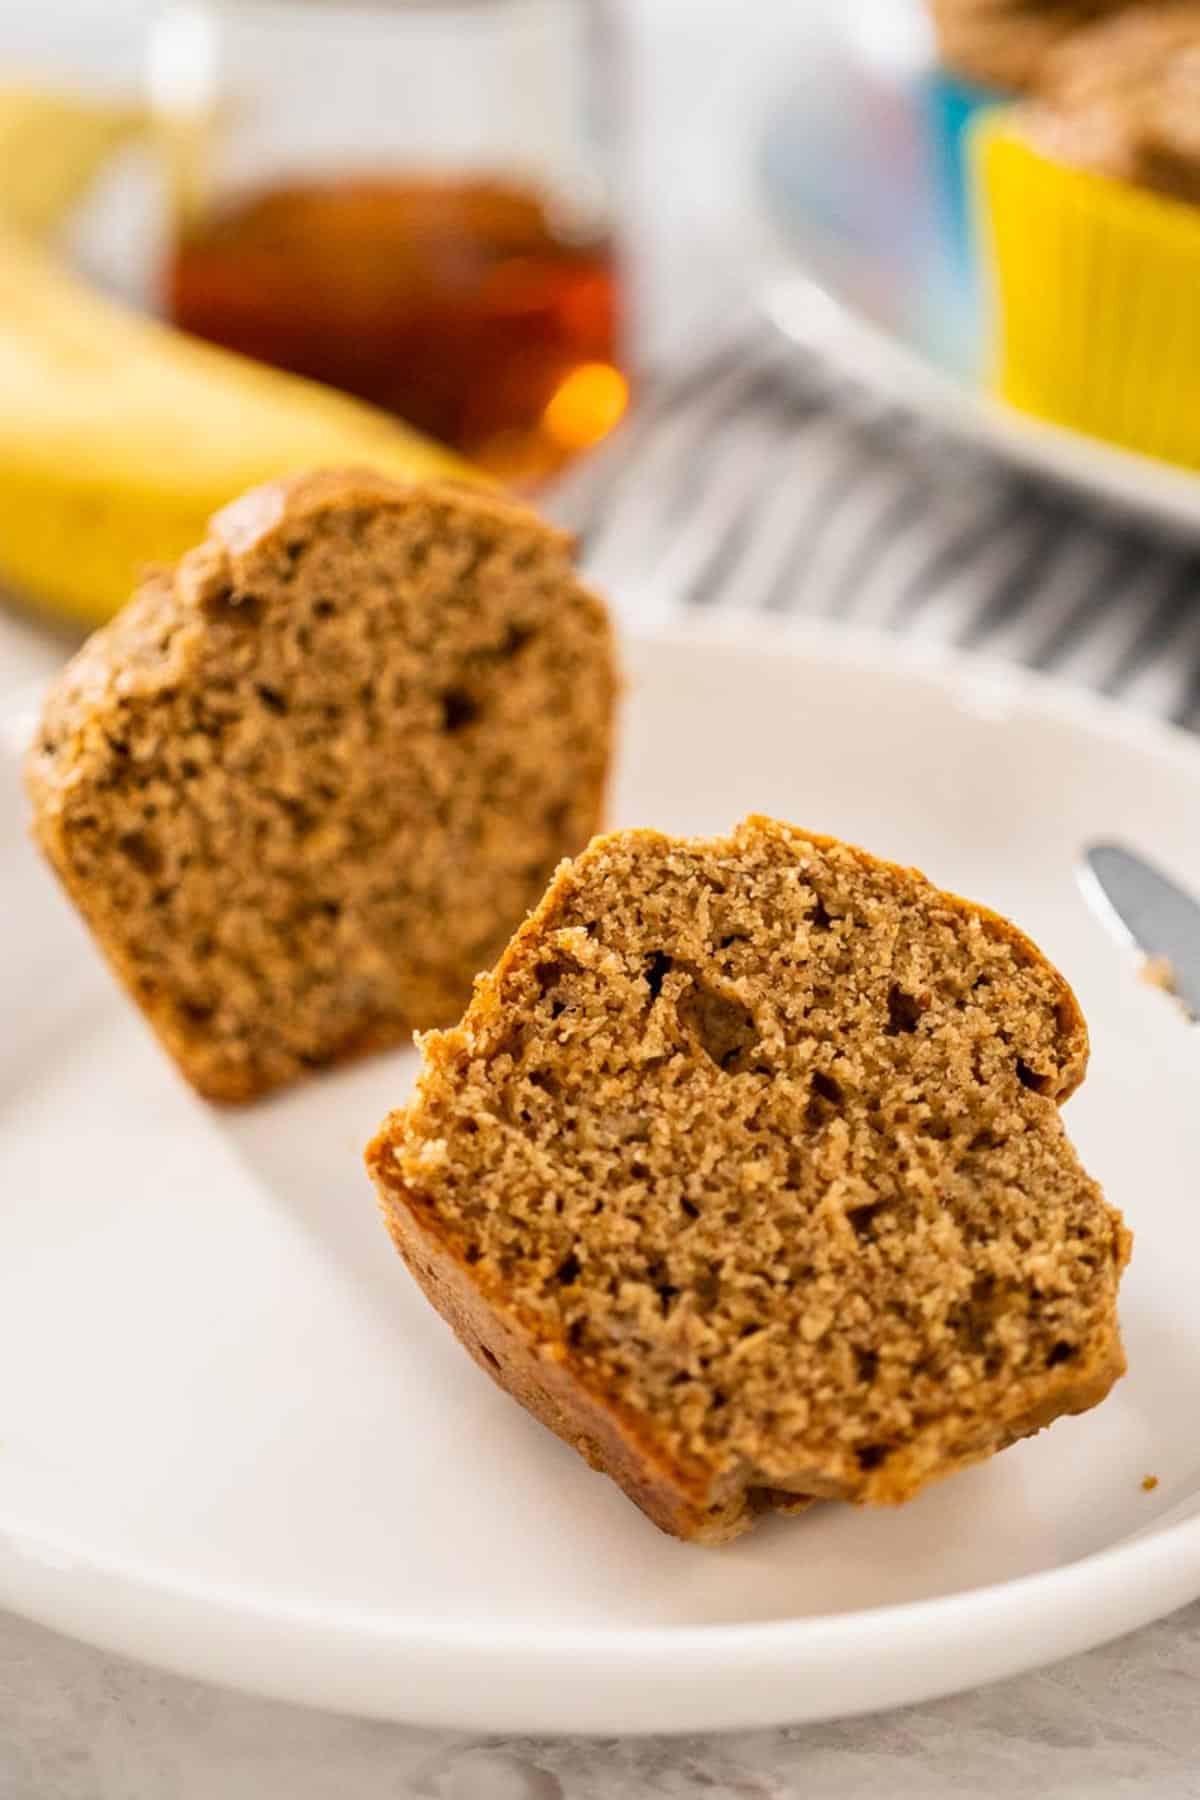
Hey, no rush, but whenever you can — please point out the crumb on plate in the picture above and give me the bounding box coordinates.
[1141,956,1178,995]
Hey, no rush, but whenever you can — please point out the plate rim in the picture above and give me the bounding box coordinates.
[757,3,1200,544]
[4,613,1200,1732]
[761,274,1200,544]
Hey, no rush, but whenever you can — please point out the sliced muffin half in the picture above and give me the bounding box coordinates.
[27,470,617,1100]
[368,817,1129,1542]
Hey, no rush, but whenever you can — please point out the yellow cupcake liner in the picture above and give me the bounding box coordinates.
[974,117,1200,469]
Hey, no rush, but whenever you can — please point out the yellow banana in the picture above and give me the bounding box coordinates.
[0,88,477,627]
[0,85,141,240]
[0,234,475,624]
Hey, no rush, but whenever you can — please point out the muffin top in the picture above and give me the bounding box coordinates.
[928,1,1135,93]
[1025,3,1200,202]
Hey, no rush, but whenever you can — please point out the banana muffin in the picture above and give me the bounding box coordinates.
[1023,1,1200,201]
[27,470,617,1101]
[929,0,1136,90]
[368,818,1130,1543]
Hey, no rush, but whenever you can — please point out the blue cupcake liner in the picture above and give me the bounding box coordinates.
[918,66,1007,277]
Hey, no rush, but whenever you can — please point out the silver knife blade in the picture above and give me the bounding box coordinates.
[1082,843,1200,1020]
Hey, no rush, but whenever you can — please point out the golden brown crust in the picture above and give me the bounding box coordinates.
[208,466,577,565]
[380,1190,735,1539]
[27,469,616,1102]
[367,817,1127,1543]
[374,1167,1127,1539]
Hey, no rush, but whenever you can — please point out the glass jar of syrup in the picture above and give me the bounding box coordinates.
[148,0,629,484]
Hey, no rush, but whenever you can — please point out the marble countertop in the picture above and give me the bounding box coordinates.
[4,2,1200,1793]
[7,1599,1200,1798]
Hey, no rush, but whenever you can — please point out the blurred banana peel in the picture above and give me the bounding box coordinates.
[0,86,478,628]
[0,85,141,239]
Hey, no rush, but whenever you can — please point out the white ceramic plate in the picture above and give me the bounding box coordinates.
[759,0,1200,542]
[4,618,1200,1736]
